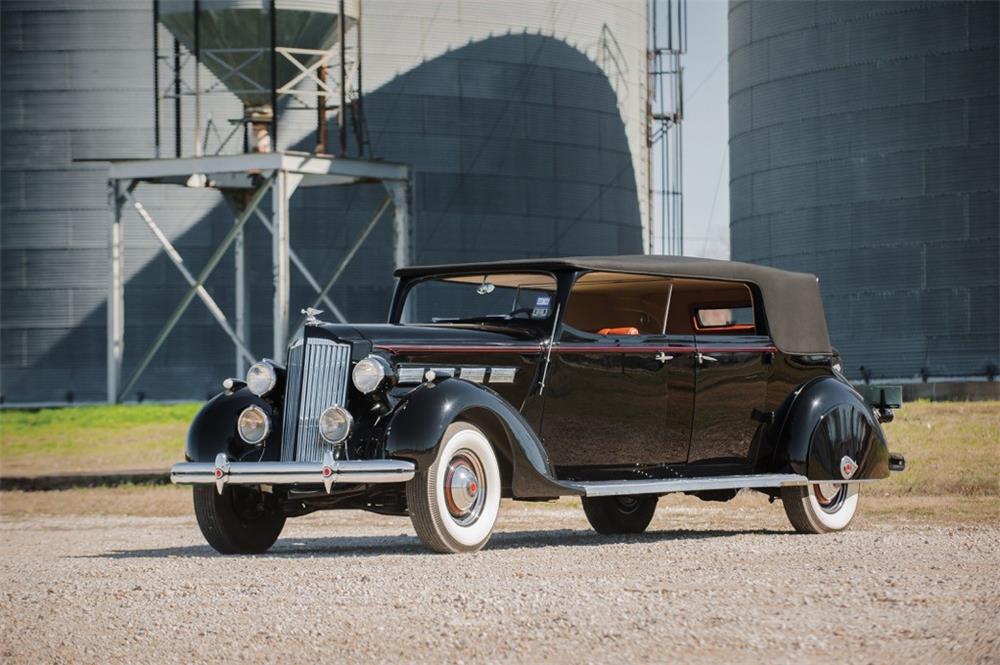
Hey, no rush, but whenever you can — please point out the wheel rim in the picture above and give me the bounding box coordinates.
[813,483,848,514]
[443,450,486,527]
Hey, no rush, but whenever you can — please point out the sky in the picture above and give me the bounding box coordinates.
[672,0,730,259]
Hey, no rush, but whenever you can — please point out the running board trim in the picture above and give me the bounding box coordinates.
[568,473,810,497]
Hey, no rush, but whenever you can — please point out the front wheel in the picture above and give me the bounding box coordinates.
[406,422,502,553]
[193,485,286,554]
[582,495,658,535]
[781,483,860,534]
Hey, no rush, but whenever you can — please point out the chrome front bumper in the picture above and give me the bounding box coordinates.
[171,452,416,494]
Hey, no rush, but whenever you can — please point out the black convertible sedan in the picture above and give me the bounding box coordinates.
[171,256,906,554]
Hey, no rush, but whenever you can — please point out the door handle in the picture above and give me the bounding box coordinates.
[654,352,673,364]
[697,352,719,365]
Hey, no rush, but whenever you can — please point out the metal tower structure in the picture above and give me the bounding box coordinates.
[105,0,412,403]
[648,0,686,256]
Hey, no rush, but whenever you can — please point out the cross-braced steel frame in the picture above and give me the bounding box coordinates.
[106,151,412,403]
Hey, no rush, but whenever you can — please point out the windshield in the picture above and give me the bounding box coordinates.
[400,272,558,326]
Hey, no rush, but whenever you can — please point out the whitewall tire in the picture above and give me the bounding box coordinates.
[781,483,860,534]
[406,422,502,553]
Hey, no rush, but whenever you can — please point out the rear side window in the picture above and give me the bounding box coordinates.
[694,306,754,330]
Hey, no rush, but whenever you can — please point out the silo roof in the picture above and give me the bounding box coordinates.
[396,255,833,355]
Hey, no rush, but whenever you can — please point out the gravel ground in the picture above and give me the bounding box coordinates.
[1,495,997,664]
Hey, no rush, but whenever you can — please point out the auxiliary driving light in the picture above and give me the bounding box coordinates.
[352,355,392,394]
[246,361,278,396]
[319,405,353,444]
[237,405,270,445]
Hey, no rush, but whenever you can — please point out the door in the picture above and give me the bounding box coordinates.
[684,291,771,467]
[539,272,694,475]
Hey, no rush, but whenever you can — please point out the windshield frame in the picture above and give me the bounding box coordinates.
[389,270,560,327]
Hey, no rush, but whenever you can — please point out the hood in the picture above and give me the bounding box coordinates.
[305,322,541,350]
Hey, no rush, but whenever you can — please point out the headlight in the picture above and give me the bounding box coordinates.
[237,405,270,445]
[246,361,278,396]
[319,405,353,444]
[352,355,391,394]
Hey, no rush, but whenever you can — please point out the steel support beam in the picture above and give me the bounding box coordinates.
[271,171,302,362]
[251,208,347,323]
[116,177,273,402]
[305,194,392,322]
[124,190,255,365]
[107,180,126,403]
[234,219,247,376]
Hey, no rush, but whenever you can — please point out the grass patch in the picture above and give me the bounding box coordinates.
[876,400,999,497]
[0,403,201,476]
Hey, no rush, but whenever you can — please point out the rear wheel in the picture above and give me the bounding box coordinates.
[193,485,286,554]
[582,495,658,535]
[406,422,502,553]
[781,483,859,534]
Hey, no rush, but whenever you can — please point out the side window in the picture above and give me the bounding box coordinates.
[666,278,759,336]
[562,272,673,338]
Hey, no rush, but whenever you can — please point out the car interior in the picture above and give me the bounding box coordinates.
[562,272,758,338]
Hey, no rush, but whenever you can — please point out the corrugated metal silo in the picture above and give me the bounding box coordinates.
[728,0,999,382]
[1,0,649,403]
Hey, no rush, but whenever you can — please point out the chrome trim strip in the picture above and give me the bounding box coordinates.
[570,473,810,497]
[397,366,425,384]
[281,338,351,463]
[171,457,416,492]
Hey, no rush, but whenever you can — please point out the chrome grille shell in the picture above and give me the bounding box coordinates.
[280,338,352,462]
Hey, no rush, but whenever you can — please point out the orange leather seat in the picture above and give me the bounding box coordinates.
[597,326,639,336]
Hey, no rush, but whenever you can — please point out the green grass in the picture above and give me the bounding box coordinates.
[0,400,997,497]
[0,403,201,475]
[875,400,999,497]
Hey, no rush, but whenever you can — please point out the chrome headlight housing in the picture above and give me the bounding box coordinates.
[319,405,353,444]
[352,355,392,394]
[237,405,270,445]
[246,361,278,396]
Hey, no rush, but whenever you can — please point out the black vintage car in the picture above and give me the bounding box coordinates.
[172,256,906,554]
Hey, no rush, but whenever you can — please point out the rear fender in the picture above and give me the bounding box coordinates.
[774,377,890,480]
[384,378,573,498]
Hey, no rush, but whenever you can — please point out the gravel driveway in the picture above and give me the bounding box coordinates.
[1,496,997,664]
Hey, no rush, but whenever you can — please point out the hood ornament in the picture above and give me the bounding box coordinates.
[301,307,325,326]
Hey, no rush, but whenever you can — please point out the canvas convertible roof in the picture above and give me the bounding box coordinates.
[396,255,833,355]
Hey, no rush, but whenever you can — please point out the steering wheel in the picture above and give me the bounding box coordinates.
[508,307,534,319]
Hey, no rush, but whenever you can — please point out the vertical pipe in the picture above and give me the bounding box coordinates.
[338,0,347,155]
[107,181,125,403]
[272,172,290,362]
[153,0,161,158]
[316,64,327,153]
[234,214,248,377]
[355,0,364,157]
[269,0,278,151]
[173,38,182,157]
[193,0,202,156]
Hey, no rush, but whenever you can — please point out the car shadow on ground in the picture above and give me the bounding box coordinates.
[90,526,790,560]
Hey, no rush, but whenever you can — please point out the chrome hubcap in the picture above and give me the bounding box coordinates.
[444,452,486,526]
[814,483,847,513]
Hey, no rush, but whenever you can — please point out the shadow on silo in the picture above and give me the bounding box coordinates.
[25,33,641,403]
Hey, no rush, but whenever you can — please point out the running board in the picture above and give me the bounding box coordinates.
[567,473,810,498]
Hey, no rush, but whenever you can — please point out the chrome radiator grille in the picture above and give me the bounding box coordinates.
[280,338,352,462]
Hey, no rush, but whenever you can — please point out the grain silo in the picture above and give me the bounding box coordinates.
[1,0,650,404]
[728,0,999,388]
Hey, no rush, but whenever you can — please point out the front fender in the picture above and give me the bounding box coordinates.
[186,388,280,463]
[775,377,890,480]
[385,378,574,498]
